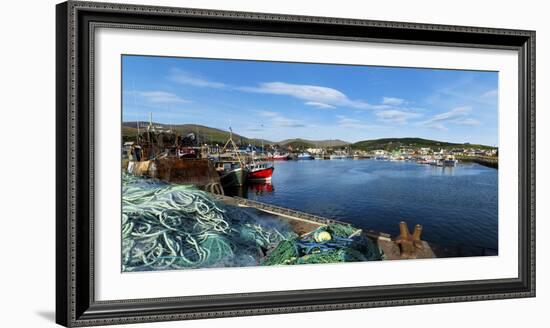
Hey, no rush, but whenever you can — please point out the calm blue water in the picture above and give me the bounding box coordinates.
[243,160,498,251]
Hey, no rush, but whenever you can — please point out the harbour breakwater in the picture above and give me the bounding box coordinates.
[457,156,498,169]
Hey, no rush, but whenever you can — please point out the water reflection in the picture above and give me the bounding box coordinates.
[241,159,498,251]
[224,181,274,198]
[249,181,274,195]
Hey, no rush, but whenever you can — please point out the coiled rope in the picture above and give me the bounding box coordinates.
[122,173,294,271]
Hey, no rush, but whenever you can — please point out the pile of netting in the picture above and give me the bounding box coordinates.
[262,223,382,266]
[122,173,296,271]
[122,173,382,271]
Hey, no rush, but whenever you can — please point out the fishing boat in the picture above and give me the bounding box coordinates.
[417,156,433,165]
[215,161,246,187]
[247,161,274,181]
[176,146,199,159]
[273,152,290,160]
[215,127,251,187]
[329,154,351,160]
[297,152,314,160]
[442,155,458,167]
[389,155,405,161]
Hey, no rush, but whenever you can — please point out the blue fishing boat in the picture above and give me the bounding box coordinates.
[297,152,314,160]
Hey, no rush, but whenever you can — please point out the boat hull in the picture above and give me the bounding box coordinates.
[220,168,246,188]
[442,160,458,167]
[248,167,274,181]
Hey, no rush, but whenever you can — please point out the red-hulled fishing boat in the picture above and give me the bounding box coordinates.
[273,152,290,160]
[247,162,274,181]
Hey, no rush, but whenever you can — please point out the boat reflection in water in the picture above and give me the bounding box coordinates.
[224,181,274,198]
[248,181,274,195]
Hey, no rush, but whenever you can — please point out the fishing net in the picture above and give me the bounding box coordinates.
[122,173,381,271]
[263,223,382,266]
[122,173,295,271]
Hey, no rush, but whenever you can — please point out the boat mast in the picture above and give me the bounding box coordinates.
[136,121,140,144]
[132,79,139,144]
[261,124,264,155]
[222,127,246,167]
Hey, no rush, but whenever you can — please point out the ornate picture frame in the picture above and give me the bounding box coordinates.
[56,1,535,326]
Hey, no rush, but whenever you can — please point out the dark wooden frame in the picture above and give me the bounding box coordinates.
[56,1,536,326]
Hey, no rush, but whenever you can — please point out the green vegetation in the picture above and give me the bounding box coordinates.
[122,122,269,146]
[122,122,349,148]
[352,137,496,151]
[122,126,139,143]
[122,122,496,151]
[278,138,349,148]
[277,140,315,150]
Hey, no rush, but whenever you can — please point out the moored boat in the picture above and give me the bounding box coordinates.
[176,147,199,159]
[330,154,351,160]
[247,162,274,181]
[297,152,314,160]
[442,155,458,167]
[273,152,290,160]
[417,156,434,165]
[215,161,246,188]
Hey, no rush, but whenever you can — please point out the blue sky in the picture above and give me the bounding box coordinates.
[122,55,498,146]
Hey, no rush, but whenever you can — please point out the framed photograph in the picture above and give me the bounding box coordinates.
[56,1,535,326]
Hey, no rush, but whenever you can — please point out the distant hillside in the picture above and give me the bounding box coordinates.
[277,138,349,148]
[352,137,496,151]
[122,123,494,151]
[122,122,350,147]
[121,122,271,145]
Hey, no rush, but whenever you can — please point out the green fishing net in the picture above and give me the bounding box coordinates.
[122,173,381,271]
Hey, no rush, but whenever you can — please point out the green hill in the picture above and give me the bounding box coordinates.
[122,123,494,151]
[352,137,496,151]
[277,138,349,148]
[121,122,270,146]
[122,122,350,148]
[277,140,315,150]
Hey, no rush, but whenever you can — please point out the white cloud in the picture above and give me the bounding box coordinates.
[169,69,227,88]
[134,91,188,104]
[422,106,471,124]
[259,111,306,128]
[241,82,382,110]
[305,101,336,109]
[418,106,483,130]
[482,89,498,98]
[426,123,448,131]
[245,82,347,103]
[454,118,481,126]
[336,115,373,129]
[376,110,421,124]
[382,97,405,106]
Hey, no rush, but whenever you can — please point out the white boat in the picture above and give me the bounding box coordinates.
[297,153,314,160]
[442,155,458,167]
[330,154,351,160]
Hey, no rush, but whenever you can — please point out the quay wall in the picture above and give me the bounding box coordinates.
[458,156,498,169]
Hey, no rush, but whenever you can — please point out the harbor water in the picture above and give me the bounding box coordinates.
[235,160,498,252]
